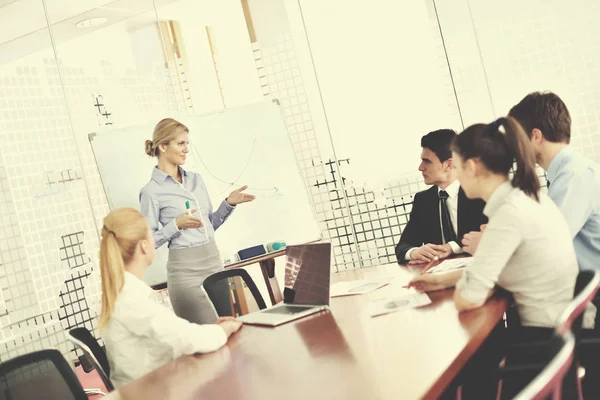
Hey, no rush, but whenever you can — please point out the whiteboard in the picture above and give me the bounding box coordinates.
[89,101,321,286]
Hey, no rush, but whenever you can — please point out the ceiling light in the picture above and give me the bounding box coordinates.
[76,17,108,28]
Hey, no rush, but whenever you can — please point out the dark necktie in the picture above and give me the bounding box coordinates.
[439,190,457,244]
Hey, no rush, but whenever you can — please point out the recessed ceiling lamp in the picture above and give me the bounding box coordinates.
[76,17,108,28]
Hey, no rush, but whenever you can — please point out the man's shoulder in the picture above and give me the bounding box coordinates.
[552,158,600,192]
[559,149,600,175]
[413,186,437,201]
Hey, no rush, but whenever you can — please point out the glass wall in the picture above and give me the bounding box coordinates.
[1,0,599,362]
[0,0,266,363]
[244,0,464,269]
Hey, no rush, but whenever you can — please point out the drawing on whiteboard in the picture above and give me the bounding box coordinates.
[189,137,283,200]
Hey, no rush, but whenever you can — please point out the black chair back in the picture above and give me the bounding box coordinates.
[558,270,600,336]
[68,327,113,391]
[514,331,576,400]
[204,268,267,316]
[0,349,87,400]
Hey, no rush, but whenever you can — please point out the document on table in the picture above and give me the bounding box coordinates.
[424,257,473,274]
[330,277,393,297]
[369,291,432,317]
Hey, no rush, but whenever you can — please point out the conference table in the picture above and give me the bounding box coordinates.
[117,262,509,400]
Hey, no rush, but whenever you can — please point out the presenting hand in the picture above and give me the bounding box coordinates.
[226,185,256,206]
[175,209,203,229]
[410,243,452,264]
[461,224,487,255]
[407,273,447,292]
[218,319,243,337]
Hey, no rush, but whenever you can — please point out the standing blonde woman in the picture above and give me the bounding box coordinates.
[99,207,241,388]
[140,118,255,324]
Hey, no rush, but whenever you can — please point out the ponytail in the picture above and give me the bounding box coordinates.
[496,117,540,201]
[99,228,125,330]
[98,208,150,330]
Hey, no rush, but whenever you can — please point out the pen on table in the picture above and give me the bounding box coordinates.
[402,255,439,288]
[421,255,440,274]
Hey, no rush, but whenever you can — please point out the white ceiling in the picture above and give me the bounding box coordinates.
[0,0,179,64]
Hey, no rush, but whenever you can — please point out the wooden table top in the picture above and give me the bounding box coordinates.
[119,263,509,400]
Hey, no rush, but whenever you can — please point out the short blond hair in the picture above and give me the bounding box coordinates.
[144,118,189,157]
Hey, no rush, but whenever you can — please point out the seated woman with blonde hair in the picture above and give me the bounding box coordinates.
[98,207,241,388]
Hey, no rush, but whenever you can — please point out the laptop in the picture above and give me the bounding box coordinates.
[237,243,331,327]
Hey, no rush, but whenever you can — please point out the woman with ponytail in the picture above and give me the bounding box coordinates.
[99,208,241,388]
[408,117,579,398]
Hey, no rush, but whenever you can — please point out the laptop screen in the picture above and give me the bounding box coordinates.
[282,243,331,306]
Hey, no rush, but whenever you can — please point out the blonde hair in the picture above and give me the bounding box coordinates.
[99,207,149,330]
[145,118,189,157]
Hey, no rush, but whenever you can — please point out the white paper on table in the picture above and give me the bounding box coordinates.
[425,257,473,274]
[369,292,432,317]
[330,277,394,297]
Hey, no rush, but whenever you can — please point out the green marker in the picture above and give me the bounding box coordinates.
[185,200,192,215]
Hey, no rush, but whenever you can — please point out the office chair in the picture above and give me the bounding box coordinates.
[68,327,114,392]
[0,349,87,400]
[513,331,576,400]
[204,268,267,317]
[499,270,599,399]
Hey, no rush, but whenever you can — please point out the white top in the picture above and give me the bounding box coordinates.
[405,179,462,260]
[456,181,578,328]
[102,272,228,388]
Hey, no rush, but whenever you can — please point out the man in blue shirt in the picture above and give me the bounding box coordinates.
[509,91,600,398]
[509,91,600,274]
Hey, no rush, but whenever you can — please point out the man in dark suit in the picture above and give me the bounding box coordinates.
[396,129,487,264]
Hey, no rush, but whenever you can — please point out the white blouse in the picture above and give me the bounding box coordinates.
[102,272,227,388]
[456,181,579,328]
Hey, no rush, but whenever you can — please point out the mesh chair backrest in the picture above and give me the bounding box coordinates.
[0,349,87,400]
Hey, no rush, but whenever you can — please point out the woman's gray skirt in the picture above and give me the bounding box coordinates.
[167,240,229,324]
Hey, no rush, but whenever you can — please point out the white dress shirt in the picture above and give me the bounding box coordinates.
[406,179,461,260]
[102,272,228,388]
[456,182,579,328]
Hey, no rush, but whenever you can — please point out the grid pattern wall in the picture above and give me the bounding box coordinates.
[251,37,362,269]
[0,43,180,365]
[251,30,464,270]
[437,0,600,162]
[250,4,475,270]
[0,56,97,363]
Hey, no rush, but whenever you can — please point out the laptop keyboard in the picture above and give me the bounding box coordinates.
[262,305,316,315]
